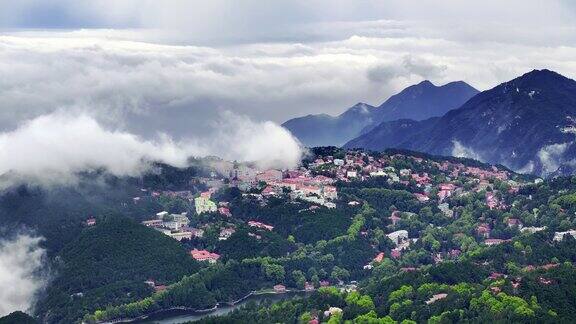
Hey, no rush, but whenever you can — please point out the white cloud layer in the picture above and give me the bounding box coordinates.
[0,233,47,317]
[1,32,576,127]
[0,112,302,189]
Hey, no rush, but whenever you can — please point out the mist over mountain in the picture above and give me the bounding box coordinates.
[283,80,478,147]
[346,69,576,176]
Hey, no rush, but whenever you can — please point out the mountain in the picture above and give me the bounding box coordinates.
[345,69,576,176]
[367,80,479,128]
[282,102,377,147]
[282,81,478,147]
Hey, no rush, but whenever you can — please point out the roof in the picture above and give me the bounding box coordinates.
[373,252,385,263]
[190,249,220,261]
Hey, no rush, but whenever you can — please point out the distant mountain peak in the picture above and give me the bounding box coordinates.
[416,80,434,87]
[445,80,472,87]
[524,68,563,77]
[283,79,478,147]
[347,102,373,115]
[510,69,571,87]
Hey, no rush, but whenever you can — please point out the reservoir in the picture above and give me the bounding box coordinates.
[132,291,310,324]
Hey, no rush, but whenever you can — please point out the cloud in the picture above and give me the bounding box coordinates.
[1,33,576,127]
[0,233,47,317]
[0,112,302,189]
[2,1,575,47]
[366,54,447,84]
[451,140,483,161]
[536,142,571,176]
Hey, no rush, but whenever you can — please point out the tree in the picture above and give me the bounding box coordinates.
[292,270,306,289]
[330,266,350,283]
[262,263,286,283]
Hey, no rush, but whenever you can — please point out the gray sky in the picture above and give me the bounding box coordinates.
[0,0,575,125]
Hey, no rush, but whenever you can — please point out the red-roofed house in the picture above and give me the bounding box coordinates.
[274,284,287,293]
[248,220,274,231]
[506,218,523,228]
[262,186,278,197]
[476,224,491,238]
[218,207,232,217]
[200,191,212,199]
[256,169,283,183]
[411,173,431,185]
[373,252,385,263]
[190,249,220,263]
[154,285,167,292]
[440,183,457,191]
[438,183,457,201]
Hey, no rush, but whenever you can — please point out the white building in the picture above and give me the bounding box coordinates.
[387,174,400,183]
[167,231,193,241]
[333,159,344,166]
[163,221,181,231]
[172,213,190,227]
[156,211,169,219]
[553,230,576,242]
[369,170,387,177]
[521,226,546,234]
[387,230,409,245]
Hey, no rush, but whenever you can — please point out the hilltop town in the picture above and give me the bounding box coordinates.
[135,148,553,268]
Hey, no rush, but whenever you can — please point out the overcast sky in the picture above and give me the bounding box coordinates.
[0,0,575,126]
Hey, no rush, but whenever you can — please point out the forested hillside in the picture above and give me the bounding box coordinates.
[35,217,200,323]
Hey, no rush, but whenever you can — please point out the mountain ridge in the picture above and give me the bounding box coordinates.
[345,69,576,176]
[282,80,478,147]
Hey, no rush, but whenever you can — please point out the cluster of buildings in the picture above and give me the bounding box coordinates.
[225,163,340,208]
[486,191,506,210]
[133,150,543,276]
[141,211,204,241]
[364,229,415,269]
